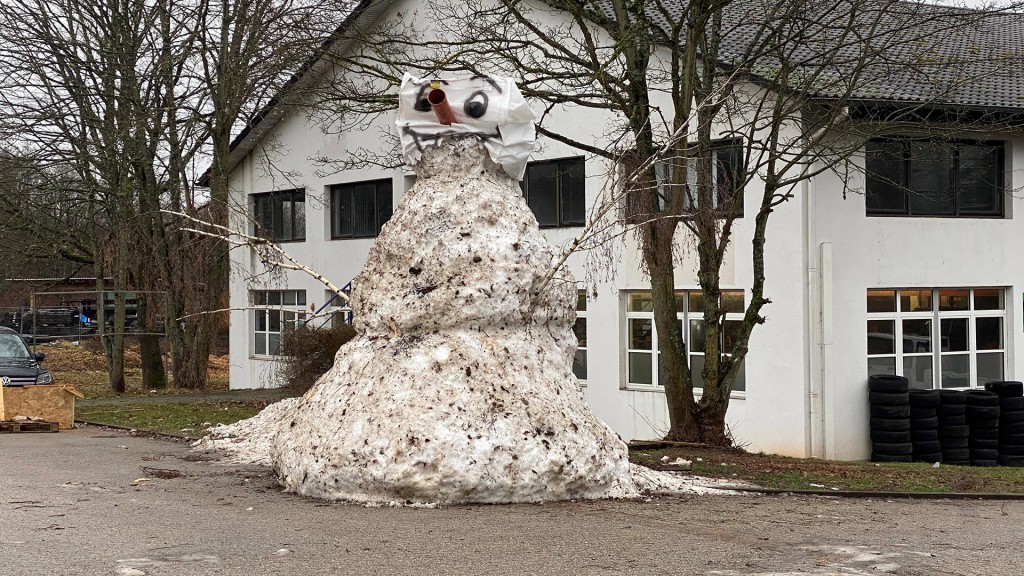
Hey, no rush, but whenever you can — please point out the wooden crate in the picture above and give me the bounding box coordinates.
[0,385,84,429]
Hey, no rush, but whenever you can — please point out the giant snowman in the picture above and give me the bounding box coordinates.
[203,75,660,504]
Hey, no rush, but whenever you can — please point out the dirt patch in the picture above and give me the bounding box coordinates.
[40,340,229,398]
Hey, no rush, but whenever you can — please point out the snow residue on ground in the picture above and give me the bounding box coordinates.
[195,138,738,505]
[192,397,299,466]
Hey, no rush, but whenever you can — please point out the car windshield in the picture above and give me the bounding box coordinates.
[0,333,31,359]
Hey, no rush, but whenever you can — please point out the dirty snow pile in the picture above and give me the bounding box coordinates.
[197,138,732,503]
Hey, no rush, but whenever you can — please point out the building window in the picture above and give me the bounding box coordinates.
[521,157,585,228]
[625,290,746,391]
[253,189,306,242]
[573,291,587,381]
[625,140,744,220]
[866,288,1006,388]
[865,139,1003,217]
[330,179,393,238]
[252,289,307,356]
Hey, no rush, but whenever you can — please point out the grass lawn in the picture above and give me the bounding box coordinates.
[77,402,266,437]
[631,444,1024,494]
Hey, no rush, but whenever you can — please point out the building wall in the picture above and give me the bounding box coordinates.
[809,137,1024,460]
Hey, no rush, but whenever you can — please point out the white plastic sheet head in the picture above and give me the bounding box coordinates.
[395,73,537,180]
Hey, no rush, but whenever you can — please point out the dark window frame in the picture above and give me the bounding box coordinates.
[520,157,586,228]
[624,139,745,222]
[865,138,1005,218]
[252,189,306,242]
[329,179,394,239]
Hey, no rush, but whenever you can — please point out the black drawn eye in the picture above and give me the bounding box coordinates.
[463,90,488,119]
[414,98,431,112]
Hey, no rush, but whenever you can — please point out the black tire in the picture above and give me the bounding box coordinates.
[1001,410,1024,424]
[871,404,910,419]
[871,430,911,443]
[869,391,910,406]
[965,390,1000,406]
[986,380,1024,398]
[910,407,937,419]
[938,414,967,426]
[873,442,913,456]
[1001,432,1024,445]
[910,428,938,442]
[913,452,942,464]
[910,417,939,430]
[939,390,966,404]
[938,404,966,416]
[970,438,1000,450]
[972,459,999,467]
[970,448,999,460]
[1000,397,1024,411]
[943,460,970,466]
[998,455,1024,467]
[999,444,1024,456]
[912,440,942,454]
[869,374,910,394]
[870,417,910,432]
[1000,420,1024,434]
[969,428,1000,440]
[965,405,1000,419]
[967,418,999,431]
[939,425,970,438]
[941,438,969,450]
[872,453,913,463]
[942,448,970,461]
[909,389,941,407]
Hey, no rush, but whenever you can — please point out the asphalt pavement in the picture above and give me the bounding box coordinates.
[2,427,1023,576]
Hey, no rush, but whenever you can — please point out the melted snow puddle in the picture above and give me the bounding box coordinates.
[116,554,219,575]
[708,544,935,575]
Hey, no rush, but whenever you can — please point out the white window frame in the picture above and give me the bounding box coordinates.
[624,289,746,393]
[252,289,307,357]
[866,287,1006,389]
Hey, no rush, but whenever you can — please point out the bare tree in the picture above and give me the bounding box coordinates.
[0,0,348,391]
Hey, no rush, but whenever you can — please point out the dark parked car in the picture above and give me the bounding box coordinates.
[0,327,53,386]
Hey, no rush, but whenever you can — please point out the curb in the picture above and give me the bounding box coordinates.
[74,420,198,443]
[728,486,1024,500]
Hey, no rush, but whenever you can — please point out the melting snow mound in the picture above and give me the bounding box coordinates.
[270,137,634,504]
[198,138,732,504]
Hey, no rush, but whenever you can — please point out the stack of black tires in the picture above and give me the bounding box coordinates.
[964,390,1000,467]
[937,390,970,465]
[987,381,1024,467]
[908,390,941,463]
[868,375,912,462]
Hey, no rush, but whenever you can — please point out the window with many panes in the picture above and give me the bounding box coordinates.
[625,141,744,220]
[521,157,585,228]
[625,290,746,391]
[252,290,307,356]
[865,139,1004,217]
[573,291,587,381]
[866,288,1006,388]
[253,189,306,242]
[330,179,393,238]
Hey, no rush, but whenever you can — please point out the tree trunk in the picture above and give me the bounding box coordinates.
[137,295,167,389]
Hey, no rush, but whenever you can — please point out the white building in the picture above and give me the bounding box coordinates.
[219,0,1024,460]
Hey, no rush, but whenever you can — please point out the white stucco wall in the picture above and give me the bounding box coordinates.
[809,137,1024,461]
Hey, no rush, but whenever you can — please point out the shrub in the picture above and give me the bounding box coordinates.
[279,323,356,395]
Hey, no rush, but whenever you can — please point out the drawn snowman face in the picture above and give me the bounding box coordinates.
[395,73,537,180]
[400,76,509,127]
